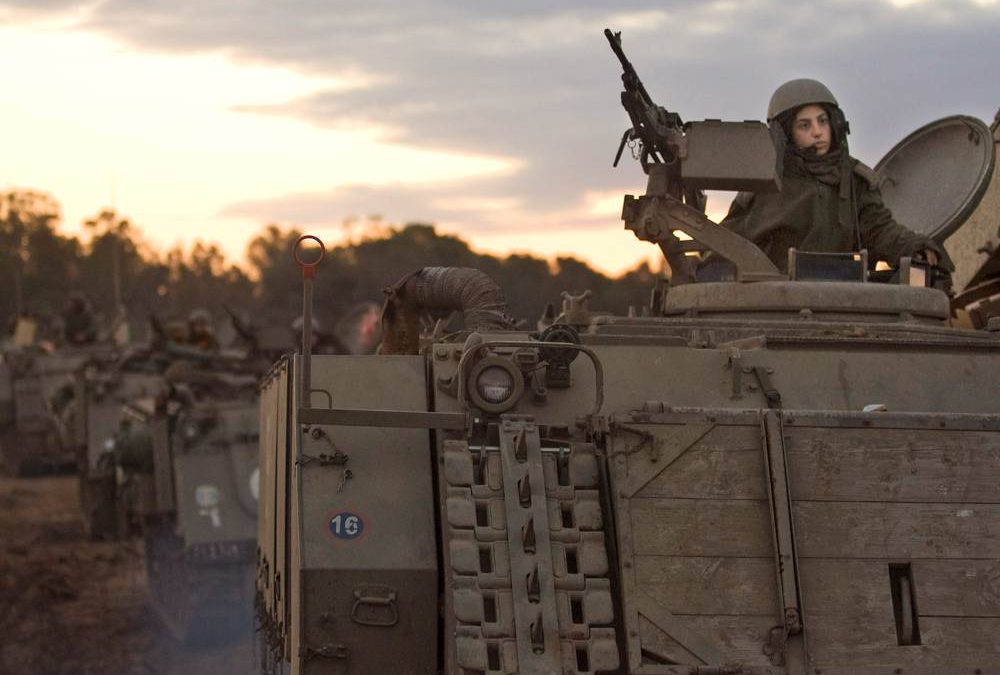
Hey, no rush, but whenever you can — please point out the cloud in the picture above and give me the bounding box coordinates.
[4,0,1000,271]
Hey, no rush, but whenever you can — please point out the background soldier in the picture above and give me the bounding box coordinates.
[62,292,97,346]
[186,309,220,352]
[291,315,346,355]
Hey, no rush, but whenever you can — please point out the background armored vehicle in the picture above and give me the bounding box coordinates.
[67,311,257,538]
[0,338,119,475]
[105,344,262,642]
[945,111,1000,327]
[67,345,172,538]
[256,33,1000,675]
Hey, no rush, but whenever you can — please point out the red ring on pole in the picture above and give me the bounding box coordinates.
[293,235,325,279]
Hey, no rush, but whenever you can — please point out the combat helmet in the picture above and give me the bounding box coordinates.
[767,78,850,149]
[188,308,212,328]
[186,308,218,350]
[291,315,324,335]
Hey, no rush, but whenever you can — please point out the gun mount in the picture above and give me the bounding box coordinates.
[605,28,785,283]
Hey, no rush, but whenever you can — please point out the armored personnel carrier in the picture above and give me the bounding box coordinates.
[65,344,173,538]
[104,344,262,641]
[0,339,119,475]
[255,33,1000,675]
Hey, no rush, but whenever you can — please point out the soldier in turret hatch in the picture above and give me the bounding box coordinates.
[62,292,97,345]
[292,315,347,355]
[719,79,953,273]
[187,309,220,352]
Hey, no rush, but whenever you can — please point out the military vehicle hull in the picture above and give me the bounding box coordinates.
[0,345,117,475]
[258,279,1000,675]
[71,370,164,538]
[254,37,1000,670]
[113,395,260,642]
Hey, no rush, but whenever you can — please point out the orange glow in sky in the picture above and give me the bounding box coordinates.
[0,15,741,277]
[0,20,537,265]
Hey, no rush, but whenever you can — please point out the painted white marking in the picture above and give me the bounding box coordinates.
[198,506,222,528]
[249,468,260,502]
[194,484,221,508]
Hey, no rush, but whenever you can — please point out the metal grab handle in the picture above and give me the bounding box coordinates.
[351,587,399,627]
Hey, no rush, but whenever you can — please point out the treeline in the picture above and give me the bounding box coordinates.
[0,189,660,342]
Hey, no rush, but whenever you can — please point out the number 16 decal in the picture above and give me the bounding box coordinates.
[328,510,367,541]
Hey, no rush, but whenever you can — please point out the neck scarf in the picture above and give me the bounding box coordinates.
[785,146,844,186]
[785,145,860,247]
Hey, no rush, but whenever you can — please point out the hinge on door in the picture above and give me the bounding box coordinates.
[760,411,806,673]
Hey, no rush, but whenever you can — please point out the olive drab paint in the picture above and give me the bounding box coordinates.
[255,30,1000,675]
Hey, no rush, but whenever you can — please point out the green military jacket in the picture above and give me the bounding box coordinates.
[721,150,953,272]
[63,309,97,345]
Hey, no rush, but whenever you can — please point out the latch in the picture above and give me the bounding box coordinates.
[689,665,744,675]
[752,367,781,409]
[299,426,352,490]
[784,607,801,634]
[299,426,350,466]
[301,643,349,660]
[728,349,745,399]
[351,584,399,627]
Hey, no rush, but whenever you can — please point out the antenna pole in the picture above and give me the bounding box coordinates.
[293,235,325,409]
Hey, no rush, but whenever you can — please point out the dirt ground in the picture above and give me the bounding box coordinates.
[0,474,256,675]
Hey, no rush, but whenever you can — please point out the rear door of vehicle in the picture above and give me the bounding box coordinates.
[610,408,1000,674]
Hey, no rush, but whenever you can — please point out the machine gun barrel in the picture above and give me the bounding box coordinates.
[604,28,654,109]
[604,28,683,169]
[223,303,259,352]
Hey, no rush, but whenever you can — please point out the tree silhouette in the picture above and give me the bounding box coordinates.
[0,192,660,343]
[0,190,78,326]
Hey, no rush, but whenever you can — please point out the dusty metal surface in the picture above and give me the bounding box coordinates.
[254,32,1000,675]
[875,115,995,242]
[260,355,438,675]
[259,280,1000,673]
[659,280,950,322]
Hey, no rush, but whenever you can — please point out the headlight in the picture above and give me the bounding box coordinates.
[179,414,216,444]
[181,419,201,442]
[477,366,515,404]
[467,356,524,414]
[174,410,219,446]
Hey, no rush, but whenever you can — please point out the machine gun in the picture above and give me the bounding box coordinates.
[223,304,259,353]
[605,28,786,284]
[605,28,684,170]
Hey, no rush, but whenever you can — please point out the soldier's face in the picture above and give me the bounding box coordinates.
[791,104,831,155]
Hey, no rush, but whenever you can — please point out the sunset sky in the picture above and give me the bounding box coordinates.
[2,1,999,275]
